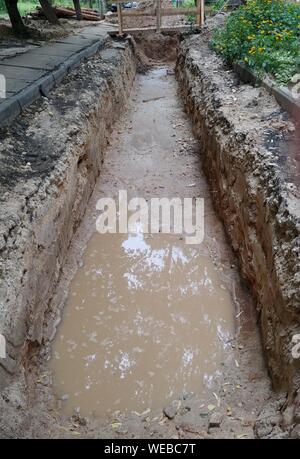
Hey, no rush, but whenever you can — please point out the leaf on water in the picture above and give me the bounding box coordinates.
[58,425,69,432]
[213,392,221,406]
[111,422,122,429]
[132,408,151,417]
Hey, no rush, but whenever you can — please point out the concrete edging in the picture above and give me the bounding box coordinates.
[0,37,109,127]
[234,62,300,120]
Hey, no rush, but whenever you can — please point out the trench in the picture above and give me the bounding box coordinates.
[2,31,292,438]
[47,64,256,419]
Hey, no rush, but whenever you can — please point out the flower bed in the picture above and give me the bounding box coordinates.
[211,0,300,85]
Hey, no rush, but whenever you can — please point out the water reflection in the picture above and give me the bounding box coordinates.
[49,231,234,416]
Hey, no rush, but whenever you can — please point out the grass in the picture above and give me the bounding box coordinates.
[182,0,197,24]
[0,0,99,18]
[182,0,222,24]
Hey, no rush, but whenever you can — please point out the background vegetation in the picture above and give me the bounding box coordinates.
[211,0,300,84]
[0,0,99,17]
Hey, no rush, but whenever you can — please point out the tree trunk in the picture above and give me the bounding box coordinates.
[73,0,83,20]
[89,0,93,9]
[4,0,29,38]
[39,0,59,24]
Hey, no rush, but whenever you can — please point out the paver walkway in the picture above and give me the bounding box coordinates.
[0,22,114,126]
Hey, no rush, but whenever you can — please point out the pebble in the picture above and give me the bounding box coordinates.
[163,401,179,420]
[209,411,223,428]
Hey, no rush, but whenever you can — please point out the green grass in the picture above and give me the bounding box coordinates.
[19,1,39,16]
[182,0,197,24]
[0,0,39,17]
[0,0,99,18]
[181,0,220,24]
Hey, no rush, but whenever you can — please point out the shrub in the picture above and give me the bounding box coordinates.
[0,0,7,14]
[211,0,226,13]
[211,0,300,84]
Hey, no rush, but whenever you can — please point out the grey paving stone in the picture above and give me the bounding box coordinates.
[29,43,85,57]
[0,53,67,70]
[0,64,46,82]
[0,23,110,127]
[54,35,95,46]
[5,78,30,94]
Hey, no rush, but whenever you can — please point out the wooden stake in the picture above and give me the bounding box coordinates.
[201,0,205,26]
[117,3,123,36]
[196,0,201,26]
[156,0,161,33]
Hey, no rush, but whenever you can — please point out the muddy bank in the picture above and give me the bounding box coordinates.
[176,30,300,423]
[0,39,136,395]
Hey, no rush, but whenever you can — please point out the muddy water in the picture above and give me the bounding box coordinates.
[49,67,236,417]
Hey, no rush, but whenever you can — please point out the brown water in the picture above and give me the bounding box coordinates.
[49,67,236,417]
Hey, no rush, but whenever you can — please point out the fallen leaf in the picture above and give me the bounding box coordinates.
[111,422,122,429]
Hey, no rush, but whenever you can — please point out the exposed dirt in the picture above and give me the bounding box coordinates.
[132,31,180,63]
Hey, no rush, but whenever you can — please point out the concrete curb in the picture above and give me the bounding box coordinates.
[234,62,300,120]
[0,36,109,128]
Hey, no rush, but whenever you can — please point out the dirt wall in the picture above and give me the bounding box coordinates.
[176,34,300,396]
[0,39,136,392]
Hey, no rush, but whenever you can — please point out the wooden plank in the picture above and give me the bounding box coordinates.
[109,6,211,15]
[161,7,198,16]
[109,6,211,17]
[160,6,211,15]
[109,25,201,33]
[109,11,155,17]
[156,0,161,33]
